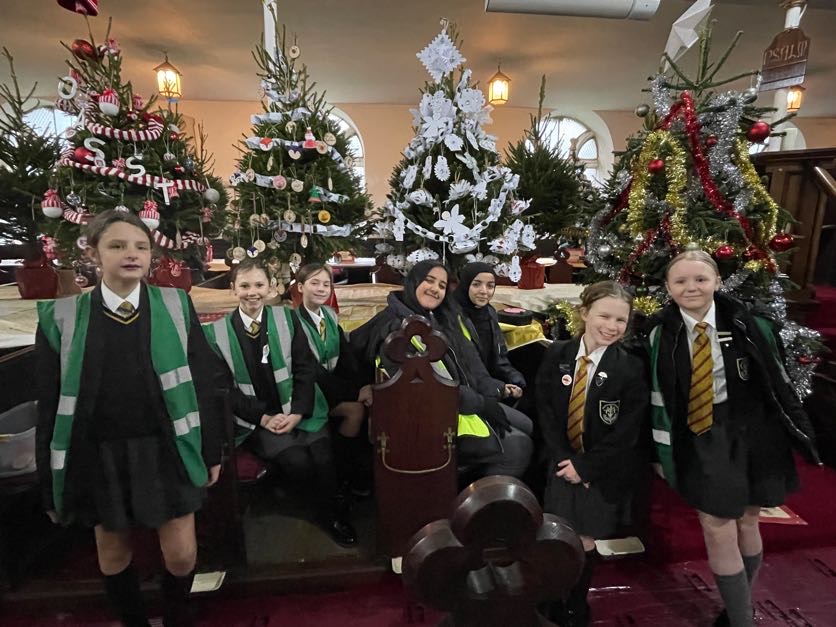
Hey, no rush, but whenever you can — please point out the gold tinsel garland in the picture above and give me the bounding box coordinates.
[734,139,779,243]
[627,130,689,245]
[546,300,580,337]
[632,295,662,317]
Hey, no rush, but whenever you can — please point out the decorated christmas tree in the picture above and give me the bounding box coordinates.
[585,23,821,397]
[504,76,600,248]
[0,48,57,256]
[379,22,536,281]
[43,21,226,284]
[226,13,371,289]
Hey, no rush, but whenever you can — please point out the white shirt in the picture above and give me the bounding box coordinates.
[101,281,141,314]
[574,337,609,393]
[238,307,264,335]
[305,306,323,330]
[679,302,728,403]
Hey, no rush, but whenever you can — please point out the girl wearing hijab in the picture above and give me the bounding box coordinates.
[350,260,533,479]
[453,262,526,400]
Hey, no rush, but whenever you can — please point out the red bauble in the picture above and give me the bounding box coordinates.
[706,135,718,147]
[73,146,93,163]
[169,131,179,141]
[714,244,734,260]
[70,39,98,61]
[746,121,771,143]
[769,232,794,252]
[743,245,763,260]
[648,159,665,173]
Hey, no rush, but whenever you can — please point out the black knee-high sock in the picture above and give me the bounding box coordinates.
[103,563,150,627]
[713,569,752,627]
[161,569,195,627]
[565,549,596,622]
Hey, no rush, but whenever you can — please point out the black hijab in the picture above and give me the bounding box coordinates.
[400,260,453,323]
[453,262,497,360]
[454,262,497,319]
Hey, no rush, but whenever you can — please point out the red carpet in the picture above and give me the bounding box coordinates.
[645,456,836,564]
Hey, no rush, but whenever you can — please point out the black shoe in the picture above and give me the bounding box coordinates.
[563,605,590,627]
[714,608,755,626]
[350,480,373,499]
[329,517,357,547]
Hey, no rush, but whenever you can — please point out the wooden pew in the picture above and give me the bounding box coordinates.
[369,315,459,558]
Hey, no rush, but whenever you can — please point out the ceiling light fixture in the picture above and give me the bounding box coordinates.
[154,53,182,102]
[488,64,511,105]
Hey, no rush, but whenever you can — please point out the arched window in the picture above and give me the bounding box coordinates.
[327,109,365,189]
[22,106,75,142]
[534,115,599,183]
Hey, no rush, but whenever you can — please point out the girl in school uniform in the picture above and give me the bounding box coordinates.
[452,262,526,401]
[646,250,819,627]
[536,281,649,627]
[203,258,356,547]
[350,260,534,479]
[36,210,223,627]
[293,263,372,494]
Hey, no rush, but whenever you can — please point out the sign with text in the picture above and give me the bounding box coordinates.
[761,28,811,91]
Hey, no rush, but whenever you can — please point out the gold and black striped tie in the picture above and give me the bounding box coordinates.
[248,320,261,338]
[687,322,714,435]
[567,356,592,452]
[115,301,135,319]
[319,318,326,341]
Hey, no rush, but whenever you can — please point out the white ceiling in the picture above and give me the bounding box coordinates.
[2,0,836,116]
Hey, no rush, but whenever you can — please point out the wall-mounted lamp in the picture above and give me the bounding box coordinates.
[154,53,182,101]
[786,85,805,113]
[488,64,511,105]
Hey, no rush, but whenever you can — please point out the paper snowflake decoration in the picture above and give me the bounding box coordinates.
[434,156,450,181]
[417,30,465,82]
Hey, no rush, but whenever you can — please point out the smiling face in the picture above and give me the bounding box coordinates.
[580,296,631,353]
[415,266,448,311]
[88,221,151,295]
[665,258,721,321]
[232,267,272,318]
[468,272,496,308]
[298,268,332,311]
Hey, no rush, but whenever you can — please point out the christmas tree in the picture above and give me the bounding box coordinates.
[585,23,821,397]
[0,48,57,256]
[504,76,600,249]
[226,12,371,289]
[43,21,226,280]
[379,22,535,281]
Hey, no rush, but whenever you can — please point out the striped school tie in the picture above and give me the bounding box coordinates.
[567,356,592,452]
[687,322,714,435]
[319,318,326,341]
[115,301,135,319]
[248,320,261,338]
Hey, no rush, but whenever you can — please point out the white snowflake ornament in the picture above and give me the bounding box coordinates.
[393,216,406,241]
[434,156,450,181]
[448,180,472,201]
[407,248,440,265]
[402,164,418,190]
[416,30,465,82]
[444,134,464,152]
[508,256,522,283]
[409,189,433,207]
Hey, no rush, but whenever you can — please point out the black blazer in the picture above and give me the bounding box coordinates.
[535,337,649,501]
[649,293,819,464]
[294,306,361,406]
[225,307,316,424]
[35,283,225,512]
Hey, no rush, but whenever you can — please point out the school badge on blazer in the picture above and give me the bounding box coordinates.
[599,400,620,425]
[736,357,750,381]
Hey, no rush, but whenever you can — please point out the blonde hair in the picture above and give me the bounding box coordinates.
[665,249,720,278]
[575,280,633,335]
